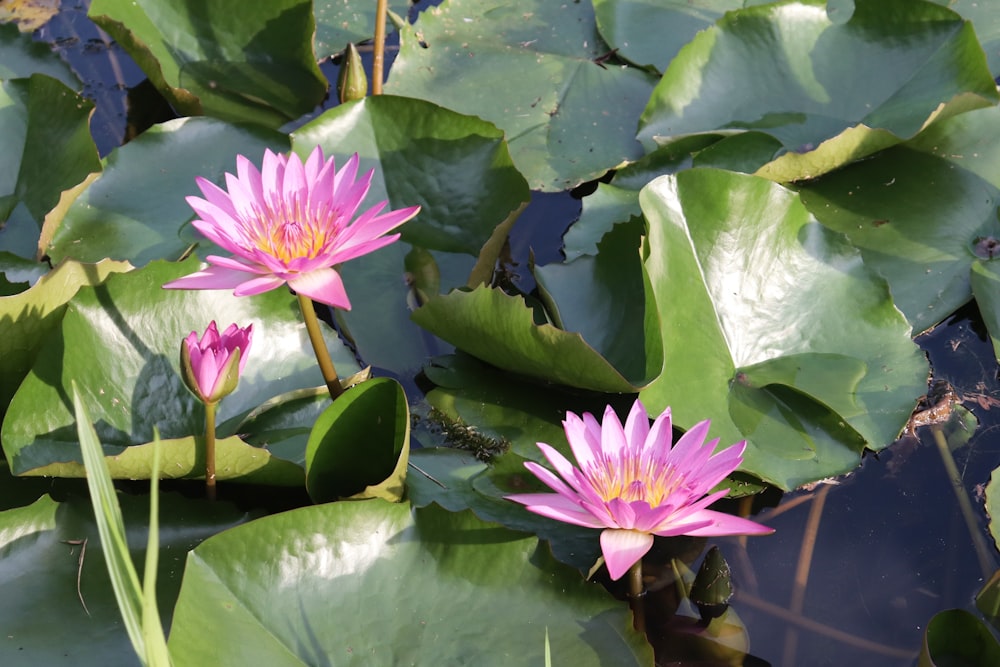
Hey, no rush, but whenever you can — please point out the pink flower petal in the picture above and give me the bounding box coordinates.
[288,267,350,309]
[600,529,654,581]
[623,400,650,456]
[163,266,252,291]
[671,509,773,537]
[508,493,607,530]
[233,274,287,296]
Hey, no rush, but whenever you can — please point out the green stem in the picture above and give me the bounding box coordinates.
[931,425,995,578]
[627,559,646,634]
[297,293,344,401]
[372,0,387,95]
[204,401,217,501]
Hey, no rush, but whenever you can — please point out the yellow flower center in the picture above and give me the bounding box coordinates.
[587,454,684,507]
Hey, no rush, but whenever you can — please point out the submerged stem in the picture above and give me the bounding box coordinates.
[372,0,387,95]
[627,559,646,634]
[204,401,217,501]
[931,425,995,579]
[297,293,344,401]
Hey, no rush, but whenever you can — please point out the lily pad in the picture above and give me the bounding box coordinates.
[918,609,1000,667]
[412,284,655,393]
[0,490,250,666]
[88,0,327,127]
[798,105,1000,334]
[639,168,928,489]
[0,22,78,87]
[313,0,411,58]
[1,74,100,227]
[637,0,998,182]
[387,0,657,191]
[0,258,131,424]
[167,501,653,665]
[305,377,410,502]
[42,116,288,267]
[1,258,360,481]
[592,0,743,71]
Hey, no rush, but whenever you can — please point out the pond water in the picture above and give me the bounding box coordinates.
[19,1,1000,665]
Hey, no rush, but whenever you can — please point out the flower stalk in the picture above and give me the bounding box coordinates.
[203,401,218,501]
[627,560,645,634]
[297,292,344,400]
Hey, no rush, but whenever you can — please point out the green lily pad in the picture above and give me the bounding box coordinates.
[1,74,100,227]
[0,22,79,88]
[798,105,1000,334]
[0,258,131,425]
[592,0,743,71]
[0,490,250,666]
[412,284,655,393]
[387,0,656,191]
[929,0,1000,76]
[88,0,327,127]
[167,501,653,665]
[42,116,289,267]
[1,258,360,481]
[918,609,1000,667]
[639,168,928,489]
[638,0,998,182]
[305,377,409,503]
[313,0,411,58]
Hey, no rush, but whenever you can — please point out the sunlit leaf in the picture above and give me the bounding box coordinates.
[42,117,288,266]
[387,0,656,191]
[2,258,359,482]
[638,0,998,183]
[640,168,928,489]
[305,378,409,503]
[167,501,653,665]
[799,105,1000,334]
[88,0,327,127]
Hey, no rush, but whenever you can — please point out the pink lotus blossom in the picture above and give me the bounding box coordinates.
[180,321,253,404]
[163,147,420,310]
[507,400,772,580]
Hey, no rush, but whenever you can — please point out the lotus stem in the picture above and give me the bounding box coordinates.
[372,0,388,95]
[627,559,646,634]
[297,293,344,401]
[931,425,995,578]
[204,401,217,501]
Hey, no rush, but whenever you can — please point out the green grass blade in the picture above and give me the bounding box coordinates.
[73,382,146,657]
[143,428,172,666]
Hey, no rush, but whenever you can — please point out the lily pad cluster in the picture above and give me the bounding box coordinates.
[4,0,1000,663]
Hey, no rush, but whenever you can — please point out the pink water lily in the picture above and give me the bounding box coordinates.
[507,400,773,580]
[180,321,252,404]
[163,147,420,310]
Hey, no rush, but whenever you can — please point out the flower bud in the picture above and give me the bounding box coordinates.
[180,321,253,404]
[690,546,734,622]
[337,42,368,104]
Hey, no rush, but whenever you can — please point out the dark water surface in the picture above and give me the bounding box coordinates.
[26,2,1000,666]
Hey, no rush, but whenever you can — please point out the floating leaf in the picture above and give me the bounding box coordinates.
[799,105,1000,334]
[305,377,409,503]
[640,168,928,489]
[918,609,1000,667]
[2,258,359,481]
[42,117,288,266]
[592,0,743,71]
[0,487,249,665]
[0,258,131,423]
[638,0,998,182]
[1,74,100,227]
[313,0,410,58]
[387,0,656,191]
[88,0,327,127]
[167,501,653,664]
[0,22,78,87]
